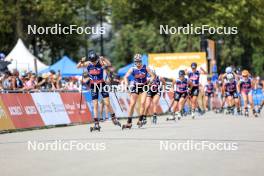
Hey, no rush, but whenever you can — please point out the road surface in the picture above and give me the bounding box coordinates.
[1,112,264,176]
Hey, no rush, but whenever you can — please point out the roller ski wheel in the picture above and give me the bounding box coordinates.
[122,123,132,130]
[254,113,258,118]
[166,117,176,121]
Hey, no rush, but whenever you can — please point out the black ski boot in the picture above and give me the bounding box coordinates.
[90,118,101,132]
[122,118,132,130]
[152,113,157,124]
[253,109,258,117]
[137,115,145,128]
[167,112,176,121]
[111,113,121,127]
[244,107,249,117]
[142,115,147,125]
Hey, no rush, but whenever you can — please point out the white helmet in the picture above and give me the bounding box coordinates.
[225,66,232,74]
[133,54,142,62]
[226,73,234,80]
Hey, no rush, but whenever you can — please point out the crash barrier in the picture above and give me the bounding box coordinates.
[1,89,263,131]
[0,92,92,131]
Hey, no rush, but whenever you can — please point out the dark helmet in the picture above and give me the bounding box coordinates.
[207,76,212,81]
[191,62,197,69]
[179,70,185,76]
[88,50,98,62]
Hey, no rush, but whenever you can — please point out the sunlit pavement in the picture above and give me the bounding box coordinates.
[1,111,264,176]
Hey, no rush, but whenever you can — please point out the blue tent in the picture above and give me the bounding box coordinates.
[117,54,148,77]
[39,56,82,77]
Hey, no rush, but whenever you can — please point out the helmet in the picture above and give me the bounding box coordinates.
[226,73,234,80]
[133,54,142,63]
[242,70,249,77]
[0,53,5,60]
[88,50,98,62]
[207,76,212,81]
[191,62,197,69]
[225,66,232,74]
[179,70,185,76]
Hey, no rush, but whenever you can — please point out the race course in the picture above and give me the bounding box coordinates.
[1,112,264,176]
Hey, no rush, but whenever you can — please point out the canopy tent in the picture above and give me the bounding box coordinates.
[5,39,48,72]
[117,54,148,77]
[39,56,82,77]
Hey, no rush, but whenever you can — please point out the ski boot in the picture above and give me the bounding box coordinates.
[226,106,231,115]
[90,120,101,132]
[191,109,195,119]
[142,115,147,125]
[176,111,182,120]
[237,108,241,116]
[244,108,249,117]
[167,112,176,121]
[122,118,132,130]
[152,113,157,124]
[253,109,258,118]
[111,113,121,127]
[257,104,263,113]
[137,115,145,128]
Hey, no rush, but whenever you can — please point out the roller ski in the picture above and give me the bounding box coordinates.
[90,122,101,132]
[122,123,132,130]
[152,113,157,124]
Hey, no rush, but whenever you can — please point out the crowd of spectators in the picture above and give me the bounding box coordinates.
[0,69,81,92]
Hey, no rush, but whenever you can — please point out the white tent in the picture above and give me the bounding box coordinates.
[5,38,48,73]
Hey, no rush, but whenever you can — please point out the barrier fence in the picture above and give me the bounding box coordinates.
[0,89,263,131]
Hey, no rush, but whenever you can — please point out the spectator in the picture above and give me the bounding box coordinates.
[11,69,23,90]
[24,74,37,90]
[2,71,13,90]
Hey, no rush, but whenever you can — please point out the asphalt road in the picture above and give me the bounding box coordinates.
[1,112,264,176]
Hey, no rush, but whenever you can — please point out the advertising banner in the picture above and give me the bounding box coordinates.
[109,92,131,118]
[0,94,44,129]
[148,52,207,79]
[60,92,92,123]
[31,92,70,125]
[0,96,15,130]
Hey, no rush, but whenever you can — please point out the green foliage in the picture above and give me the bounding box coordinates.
[0,0,263,75]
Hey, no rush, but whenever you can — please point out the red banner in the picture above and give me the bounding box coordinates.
[0,94,44,129]
[0,96,15,130]
[60,93,92,123]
